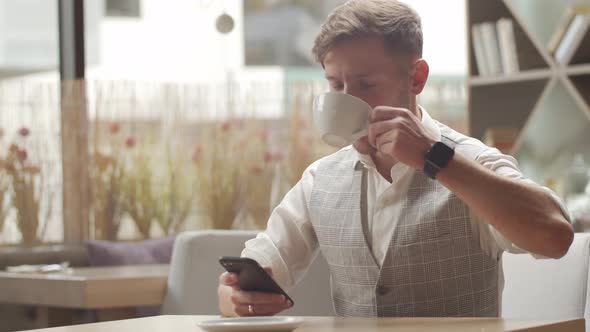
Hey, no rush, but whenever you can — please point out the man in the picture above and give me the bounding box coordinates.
[218,0,573,317]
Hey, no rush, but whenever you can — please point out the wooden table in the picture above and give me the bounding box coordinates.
[16,315,585,332]
[0,265,168,327]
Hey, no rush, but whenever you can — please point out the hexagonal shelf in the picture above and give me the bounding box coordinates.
[467,0,590,193]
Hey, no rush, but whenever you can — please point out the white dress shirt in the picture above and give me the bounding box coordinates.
[242,107,570,294]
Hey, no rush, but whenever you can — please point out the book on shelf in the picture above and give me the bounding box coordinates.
[548,5,590,55]
[479,22,503,76]
[471,24,490,76]
[554,12,590,65]
[496,18,520,74]
[471,19,519,77]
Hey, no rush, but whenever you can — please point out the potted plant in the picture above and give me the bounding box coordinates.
[3,127,51,245]
[193,120,246,230]
[89,122,126,240]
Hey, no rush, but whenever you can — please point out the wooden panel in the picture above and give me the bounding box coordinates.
[468,79,548,138]
[467,0,512,27]
[567,64,590,75]
[468,69,552,86]
[570,74,590,112]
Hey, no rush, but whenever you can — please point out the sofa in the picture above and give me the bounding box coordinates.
[163,230,590,331]
[161,230,333,316]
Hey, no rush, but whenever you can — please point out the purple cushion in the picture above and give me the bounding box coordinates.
[84,236,176,318]
[85,236,176,266]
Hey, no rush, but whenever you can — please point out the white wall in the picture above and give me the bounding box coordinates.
[92,0,248,81]
[404,0,467,75]
[87,0,285,118]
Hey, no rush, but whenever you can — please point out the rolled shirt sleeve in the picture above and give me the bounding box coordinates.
[473,147,571,258]
[241,161,321,290]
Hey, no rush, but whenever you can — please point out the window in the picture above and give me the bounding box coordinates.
[0,0,62,245]
[0,0,59,81]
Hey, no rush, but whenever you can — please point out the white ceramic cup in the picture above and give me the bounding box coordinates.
[313,92,372,148]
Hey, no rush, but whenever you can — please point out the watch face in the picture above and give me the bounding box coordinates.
[424,141,455,179]
[431,142,454,161]
[427,141,455,168]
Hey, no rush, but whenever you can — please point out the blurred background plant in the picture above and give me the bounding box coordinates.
[241,120,283,228]
[119,136,161,239]
[90,123,196,240]
[0,128,11,236]
[89,122,126,240]
[193,119,247,230]
[0,167,9,235]
[154,143,195,236]
[282,89,335,188]
[1,127,51,245]
[0,81,340,244]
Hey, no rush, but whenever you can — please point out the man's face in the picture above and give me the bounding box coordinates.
[323,36,413,154]
[323,36,412,109]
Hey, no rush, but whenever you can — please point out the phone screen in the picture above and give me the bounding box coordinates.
[219,256,293,304]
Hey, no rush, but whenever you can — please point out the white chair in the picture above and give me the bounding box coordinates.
[161,230,333,316]
[502,233,590,330]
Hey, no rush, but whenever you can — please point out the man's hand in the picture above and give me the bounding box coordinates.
[366,106,436,169]
[217,268,293,317]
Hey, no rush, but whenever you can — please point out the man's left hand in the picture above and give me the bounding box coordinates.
[367,106,436,169]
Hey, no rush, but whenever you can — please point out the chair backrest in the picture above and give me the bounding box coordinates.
[502,233,590,328]
[161,230,333,316]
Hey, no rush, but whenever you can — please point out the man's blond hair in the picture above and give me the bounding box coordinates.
[312,0,423,64]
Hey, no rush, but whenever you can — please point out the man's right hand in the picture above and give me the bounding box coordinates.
[217,268,293,317]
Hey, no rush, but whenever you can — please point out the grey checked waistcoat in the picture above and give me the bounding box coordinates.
[308,128,500,317]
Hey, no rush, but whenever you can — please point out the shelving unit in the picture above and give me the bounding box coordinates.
[467,68,552,86]
[467,0,590,194]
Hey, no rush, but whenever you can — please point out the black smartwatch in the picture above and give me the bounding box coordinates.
[423,141,455,179]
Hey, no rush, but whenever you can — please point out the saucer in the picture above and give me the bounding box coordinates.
[197,316,305,332]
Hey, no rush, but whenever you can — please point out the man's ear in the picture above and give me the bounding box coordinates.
[410,59,429,95]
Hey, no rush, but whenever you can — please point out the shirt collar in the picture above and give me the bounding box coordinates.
[354,106,441,170]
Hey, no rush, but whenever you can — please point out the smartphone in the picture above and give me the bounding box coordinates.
[219,256,293,304]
